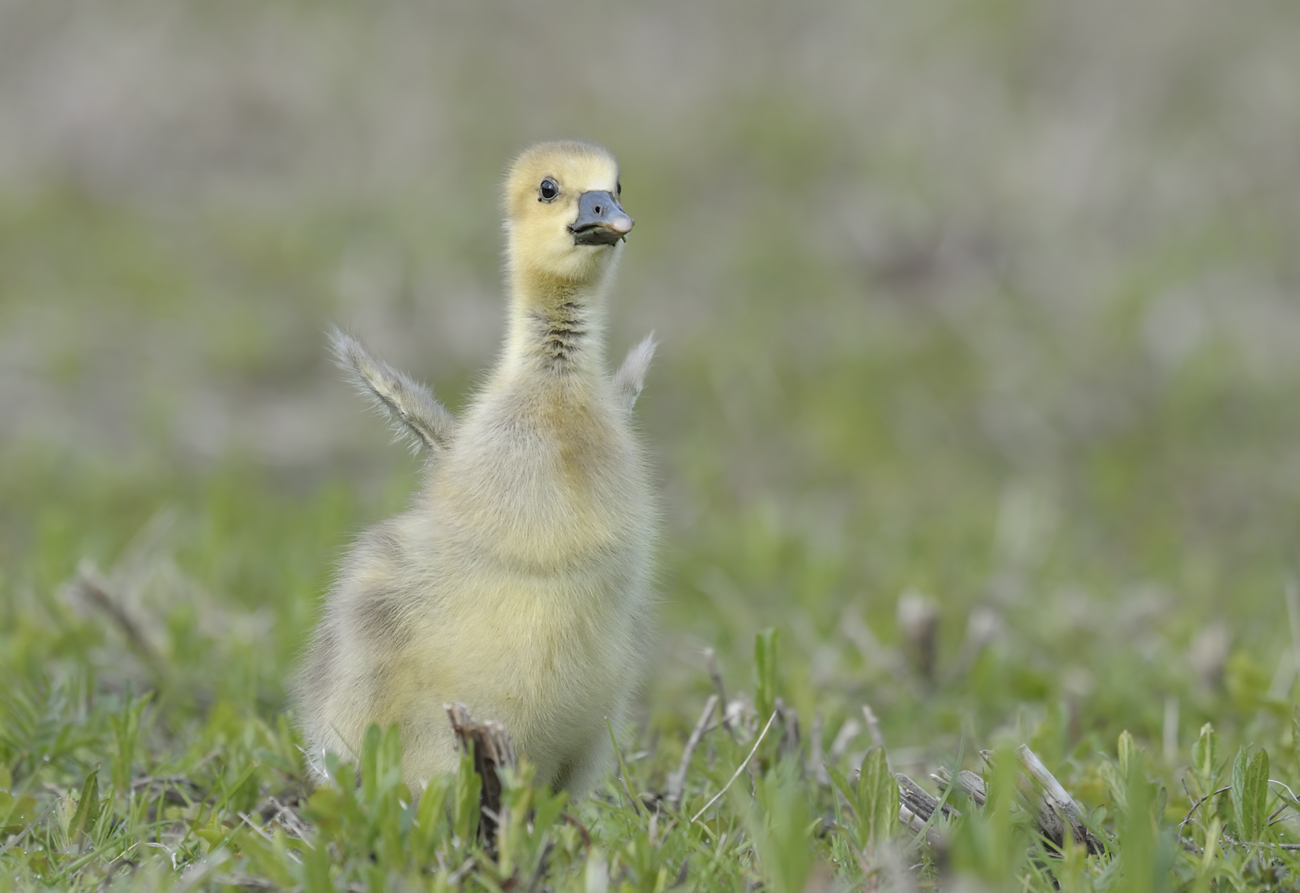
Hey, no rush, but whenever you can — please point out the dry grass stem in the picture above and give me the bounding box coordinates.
[691,710,779,824]
[898,803,945,849]
[934,768,987,808]
[70,564,167,678]
[1014,744,1106,854]
[828,719,860,764]
[703,648,738,740]
[809,711,830,785]
[445,702,517,845]
[861,704,890,773]
[666,694,719,812]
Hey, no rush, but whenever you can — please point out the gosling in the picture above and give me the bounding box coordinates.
[294,141,657,799]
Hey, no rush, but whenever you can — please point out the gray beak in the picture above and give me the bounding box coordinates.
[569,191,634,245]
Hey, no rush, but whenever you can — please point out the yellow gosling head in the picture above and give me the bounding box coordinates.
[503,141,633,287]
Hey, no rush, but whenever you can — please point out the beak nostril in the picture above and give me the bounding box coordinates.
[571,191,631,242]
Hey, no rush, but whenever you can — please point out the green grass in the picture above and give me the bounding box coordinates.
[4,1,1300,889]
[2,346,1299,890]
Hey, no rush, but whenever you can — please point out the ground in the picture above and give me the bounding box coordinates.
[2,2,1300,890]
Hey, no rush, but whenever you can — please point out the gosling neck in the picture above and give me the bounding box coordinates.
[498,261,613,384]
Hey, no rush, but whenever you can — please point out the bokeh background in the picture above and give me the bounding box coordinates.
[3,0,1300,767]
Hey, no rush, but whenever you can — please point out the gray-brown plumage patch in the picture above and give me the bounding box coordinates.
[532,301,589,369]
[552,759,576,792]
[356,586,413,647]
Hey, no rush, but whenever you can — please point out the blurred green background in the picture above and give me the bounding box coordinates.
[2,0,1299,773]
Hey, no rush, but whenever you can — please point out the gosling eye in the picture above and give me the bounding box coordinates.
[538,178,560,202]
[616,180,622,198]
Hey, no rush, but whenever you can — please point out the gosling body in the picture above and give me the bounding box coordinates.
[295,141,655,797]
